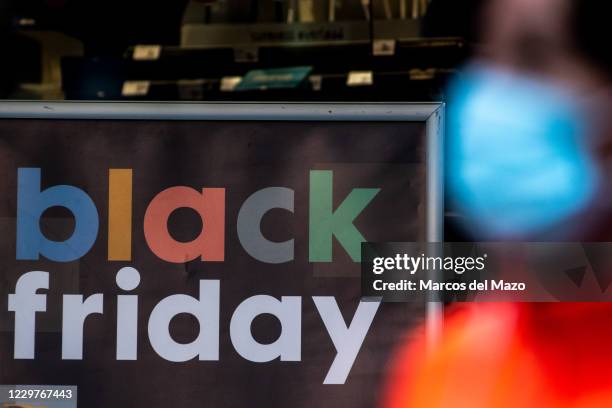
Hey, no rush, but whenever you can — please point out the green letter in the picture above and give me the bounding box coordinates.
[309,170,380,262]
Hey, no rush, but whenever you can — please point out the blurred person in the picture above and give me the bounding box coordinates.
[383,1,612,407]
[447,0,612,239]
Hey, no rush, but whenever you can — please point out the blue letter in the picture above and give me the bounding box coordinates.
[17,168,99,261]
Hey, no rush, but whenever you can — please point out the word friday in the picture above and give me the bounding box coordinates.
[8,269,380,384]
[17,168,380,263]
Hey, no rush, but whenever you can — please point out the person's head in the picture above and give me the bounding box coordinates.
[480,0,610,91]
[447,0,612,240]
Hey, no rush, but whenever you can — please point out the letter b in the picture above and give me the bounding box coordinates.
[17,168,99,262]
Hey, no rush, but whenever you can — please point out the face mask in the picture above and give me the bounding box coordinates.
[447,64,599,238]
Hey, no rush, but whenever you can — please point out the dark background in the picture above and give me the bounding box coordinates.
[0,119,427,408]
[0,0,481,100]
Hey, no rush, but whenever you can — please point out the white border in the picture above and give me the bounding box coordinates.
[0,100,444,346]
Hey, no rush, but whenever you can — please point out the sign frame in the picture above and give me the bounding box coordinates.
[0,100,444,346]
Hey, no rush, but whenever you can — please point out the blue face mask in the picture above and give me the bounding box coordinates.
[447,64,599,238]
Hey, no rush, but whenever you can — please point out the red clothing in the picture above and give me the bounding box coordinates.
[383,303,612,408]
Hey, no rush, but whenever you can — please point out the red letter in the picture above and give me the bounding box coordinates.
[144,187,225,262]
